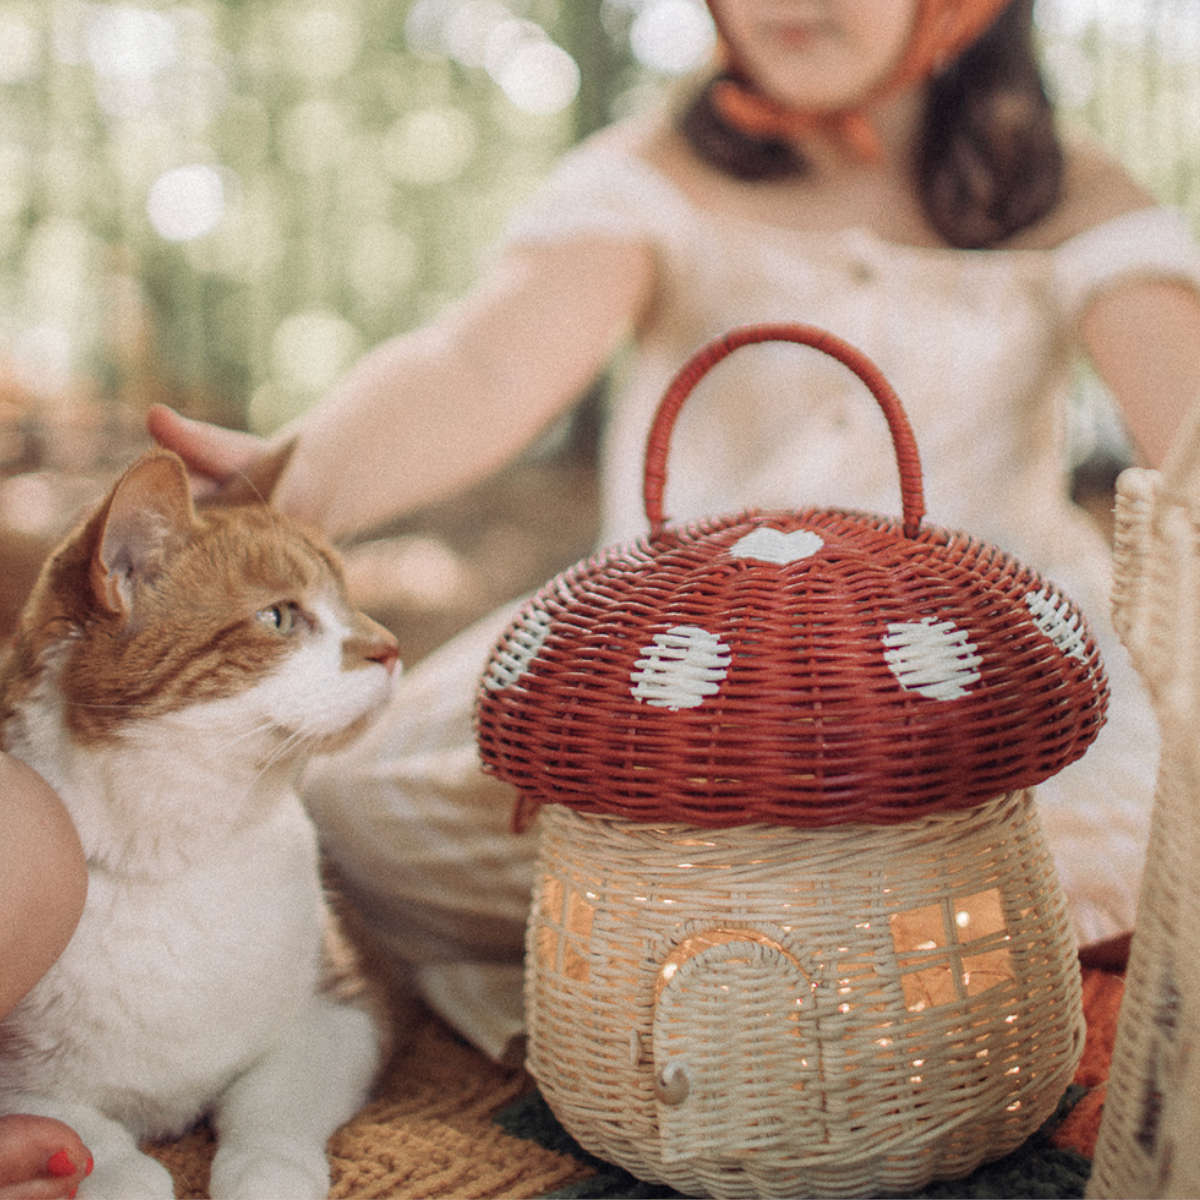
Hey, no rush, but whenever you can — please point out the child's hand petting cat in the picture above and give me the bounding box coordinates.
[146,403,269,498]
[0,1114,92,1199]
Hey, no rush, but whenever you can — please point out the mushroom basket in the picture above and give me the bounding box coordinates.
[474,324,1105,1199]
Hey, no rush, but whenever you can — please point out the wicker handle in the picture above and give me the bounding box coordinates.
[643,323,925,538]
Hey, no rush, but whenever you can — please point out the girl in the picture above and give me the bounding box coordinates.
[151,0,1200,1060]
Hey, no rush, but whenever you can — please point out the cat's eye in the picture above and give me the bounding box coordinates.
[256,602,299,635]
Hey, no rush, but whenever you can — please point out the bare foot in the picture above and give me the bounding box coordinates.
[0,1115,92,1199]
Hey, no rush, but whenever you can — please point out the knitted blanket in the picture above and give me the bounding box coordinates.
[146,966,1122,1199]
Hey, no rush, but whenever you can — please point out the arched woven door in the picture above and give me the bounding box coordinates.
[651,930,818,1162]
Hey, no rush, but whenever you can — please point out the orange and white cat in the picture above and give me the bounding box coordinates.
[0,449,399,1198]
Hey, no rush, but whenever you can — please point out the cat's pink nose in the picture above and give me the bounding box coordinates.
[366,639,400,674]
[345,614,401,674]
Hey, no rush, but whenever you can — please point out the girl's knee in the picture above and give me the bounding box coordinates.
[0,753,87,1018]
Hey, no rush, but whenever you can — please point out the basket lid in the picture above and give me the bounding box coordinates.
[475,324,1108,830]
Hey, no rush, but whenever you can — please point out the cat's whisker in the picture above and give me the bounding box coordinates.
[251,725,314,780]
[210,722,298,781]
[217,717,281,752]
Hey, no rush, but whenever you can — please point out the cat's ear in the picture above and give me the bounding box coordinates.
[89,450,197,620]
[203,437,298,509]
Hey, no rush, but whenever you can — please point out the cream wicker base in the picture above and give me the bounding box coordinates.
[525,793,1084,1200]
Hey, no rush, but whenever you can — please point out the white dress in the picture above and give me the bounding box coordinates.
[304,138,1200,1061]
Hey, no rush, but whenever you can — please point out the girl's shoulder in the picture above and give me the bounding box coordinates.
[1009,138,1157,250]
[612,114,744,215]
[535,110,689,203]
[500,111,701,253]
[529,112,748,237]
[1032,140,1200,325]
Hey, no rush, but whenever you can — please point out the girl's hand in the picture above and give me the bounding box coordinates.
[0,1115,92,1199]
[146,404,271,497]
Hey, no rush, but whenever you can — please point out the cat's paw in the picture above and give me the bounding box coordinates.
[77,1150,174,1200]
[208,1143,329,1200]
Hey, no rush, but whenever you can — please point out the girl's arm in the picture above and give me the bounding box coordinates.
[152,232,656,540]
[1081,277,1200,469]
[1054,147,1200,469]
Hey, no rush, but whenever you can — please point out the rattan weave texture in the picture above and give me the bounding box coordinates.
[476,324,1108,829]
[526,793,1084,1199]
[1089,440,1200,1198]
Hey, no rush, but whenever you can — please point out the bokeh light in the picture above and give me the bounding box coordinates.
[629,0,714,75]
[493,37,579,115]
[84,4,177,79]
[0,6,40,84]
[11,323,75,398]
[270,308,361,401]
[280,98,355,175]
[348,224,421,310]
[283,3,363,80]
[146,164,231,241]
[444,0,513,68]
[382,107,478,185]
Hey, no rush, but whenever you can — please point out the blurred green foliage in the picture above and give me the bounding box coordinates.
[0,0,1197,471]
[1039,0,1200,213]
[0,0,712,460]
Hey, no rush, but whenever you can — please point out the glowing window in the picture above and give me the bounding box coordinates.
[536,874,596,983]
[890,889,1014,1012]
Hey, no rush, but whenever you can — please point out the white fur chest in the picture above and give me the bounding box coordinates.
[9,795,324,1138]
[1,682,333,1138]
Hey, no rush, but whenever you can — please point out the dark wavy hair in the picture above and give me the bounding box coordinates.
[678,0,1062,249]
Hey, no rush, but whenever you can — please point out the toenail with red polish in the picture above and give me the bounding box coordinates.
[84,1153,94,1176]
[47,1149,76,1177]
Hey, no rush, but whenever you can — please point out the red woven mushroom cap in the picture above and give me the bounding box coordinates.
[474,326,1108,829]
